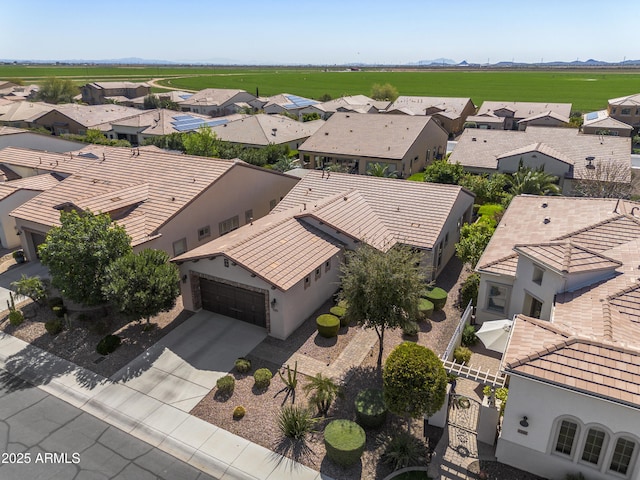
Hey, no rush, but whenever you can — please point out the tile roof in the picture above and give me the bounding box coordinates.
[0,174,61,201]
[298,112,437,160]
[209,114,324,146]
[450,126,631,181]
[312,95,384,114]
[0,101,54,123]
[552,214,640,252]
[8,146,267,246]
[496,142,573,166]
[263,94,318,110]
[504,315,640,409]
[386,96,473,117]
[476,101,572,119]
[46,104,142,129]
[90,82,150,90]
[109,110,247,136]
[583,110,634,130]
[0,147,95,175]
[173,207,344,291]
[514,242,622,274]
[179,88,250,107]
[518,110,570,124]
[608,93,640,106]
[273,170,473,250]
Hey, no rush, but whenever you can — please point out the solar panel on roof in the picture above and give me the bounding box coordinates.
[172,115,194,121]
[586,112,599,121]
[179,94,192,100]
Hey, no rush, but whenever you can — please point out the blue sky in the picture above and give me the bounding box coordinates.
[2,0,636,64]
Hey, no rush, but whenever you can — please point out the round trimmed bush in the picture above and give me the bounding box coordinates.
[52,305,67,318]
[45,318,63,335]
[253,368,272,389]
[453,346,472,365]
[216,375,235,395]
[8,310,24,326]
[96,334,121,355]
[402,321,420,337]
[418,298,434,319]
[233,405,246,419]
[424,287,448,310]
[330,305,346,318]
[324,419,366,467]
[235,357,251,373]
[316,314,340,338]
[354,389,387,428]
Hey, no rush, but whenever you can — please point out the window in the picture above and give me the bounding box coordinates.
[197,225,211,241]
[581,428,606,465]
[532,265,544,285]
[315,267,322,280]
[436,241,443,269]
[269,199,277,211]
[325,259,331,272]
[224,258,229,268]
[524,293,543,319]
[555,420,579,456]
[304,275,310,290]
[219,215,239,236]
[444,232,449,249]
[245,209,253,224]
[610,438,636,475]
[172,238,187,256]
[621,108,631,115]
[486,283,510,314]
[612,108,617,114]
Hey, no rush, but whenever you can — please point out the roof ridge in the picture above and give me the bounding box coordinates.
[552,214,626,241]
[477,252,518,270]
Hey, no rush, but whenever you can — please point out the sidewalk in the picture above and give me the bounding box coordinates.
[0,331,329,480]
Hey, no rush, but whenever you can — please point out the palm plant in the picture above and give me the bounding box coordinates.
[510,163,560,196]
[302,373,342,415]
[366,163,398,178]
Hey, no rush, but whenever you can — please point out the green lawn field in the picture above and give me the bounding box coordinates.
[2,65,639,113]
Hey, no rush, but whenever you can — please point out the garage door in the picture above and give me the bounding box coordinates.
[199,278,266,327]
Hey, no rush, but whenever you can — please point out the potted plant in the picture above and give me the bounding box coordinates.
[12,250,25,264]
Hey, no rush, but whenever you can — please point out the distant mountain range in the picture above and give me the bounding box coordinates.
[2,57,640,67]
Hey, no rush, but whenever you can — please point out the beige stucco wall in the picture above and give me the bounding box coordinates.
[34,111,86,136]
[497,152,568,193]
[0,190,42,249]
[518,116,568,130]
[609,104,640,128]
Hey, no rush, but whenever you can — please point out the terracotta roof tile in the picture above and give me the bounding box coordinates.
[514,242,622,274]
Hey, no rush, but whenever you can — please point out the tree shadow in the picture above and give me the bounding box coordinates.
[272,435,317,466]
[320,455,363,480]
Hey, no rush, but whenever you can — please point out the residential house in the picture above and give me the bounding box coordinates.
[467,101,572,131]
[80,82,151,105]
[178,89,256,117]
[208,114,324,150]
[299,112,448,177]
[448,127,631,195]
[262,94,319,119]
[474,195,640,480]
[0,83,39,102]
[33,104,142,136]
[173,170,474,339]
[385,96,476,136]
[0,147,96,180]
[128,91,194,109]
[608,93,640,130]
[0,101,54,129]
[582,110,634,137]
[299,95,386,120]
[9,146,299,261]
[0,126,85,153]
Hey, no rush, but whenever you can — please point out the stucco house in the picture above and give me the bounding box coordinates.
[208,114,324,150]
[608,93,640,130]
[474,195,640,480]
[128,91,194,109]
[173,170,474,339]
[8,146,298,261]
[582,110,634,137]
[299,112,448,177]
[80,82,151,105]
[299,95,387,120]
[466,101,572,131]
[178,89,256,117]
[262,94,319,119]
[449,126,631,195]
[33,104,142,136]
[0,101,54,129]
[385,96,476,136]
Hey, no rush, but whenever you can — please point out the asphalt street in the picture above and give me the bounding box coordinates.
[0,369,218,480]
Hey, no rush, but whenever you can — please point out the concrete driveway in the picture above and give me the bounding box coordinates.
[0,261,50,308]
[110,311,267,412]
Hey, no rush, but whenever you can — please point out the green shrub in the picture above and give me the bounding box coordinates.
[96,334,121,355]
[235,357,251,373]
[45,318,63,335]
[253,368,272,389]
[381,431,428,471]
[418,298,434,319]
[424,287,447,310]
[453,346,472,365]
[8,310,24,326]
[316,314,340,338]
[303,373,342,415]
[278,405,318,439]
[459,272,480,308]
[216,375,235,395]
[330,306,346,318]
[48,297,64,309]
[324,420,366,467]
[233,405,246,420]
[461,324,478,347]
[52,305,67,318]
[354,389,387,428]
[10,274,48,305]
[402,321,420,336]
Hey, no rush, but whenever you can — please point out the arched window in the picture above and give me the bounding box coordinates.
[609,436,637,477]
[554,419,580,457]
[580,427,608,467]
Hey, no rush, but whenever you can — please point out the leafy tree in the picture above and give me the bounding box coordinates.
[143,94,162,109]
[62,129,131,147]
[371,83,399,102]
[183,126,219,157]
[10,275,49,305]
[367,163,398,178]
[38,210,132,306]
[424,160,465,185]
[459,173,510,205]
[273,157,297,172]
[143,132,185,151]
[383,342,447,425]
[303,373,342,415]
[572,160,633,199]
[103,249,180,324]
[340,245,425,368]
[510,164,560,196]
[37,77,77,104]
[318,93,332,102]
[455,222,495,268]
[302,112,321,122]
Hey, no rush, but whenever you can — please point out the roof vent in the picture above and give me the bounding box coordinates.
[541,202,548,208]
[586,156,596,169]
[324,132,329,135]
[472,137,477,141]
[543,217,551,224]
[343,196,348,201]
